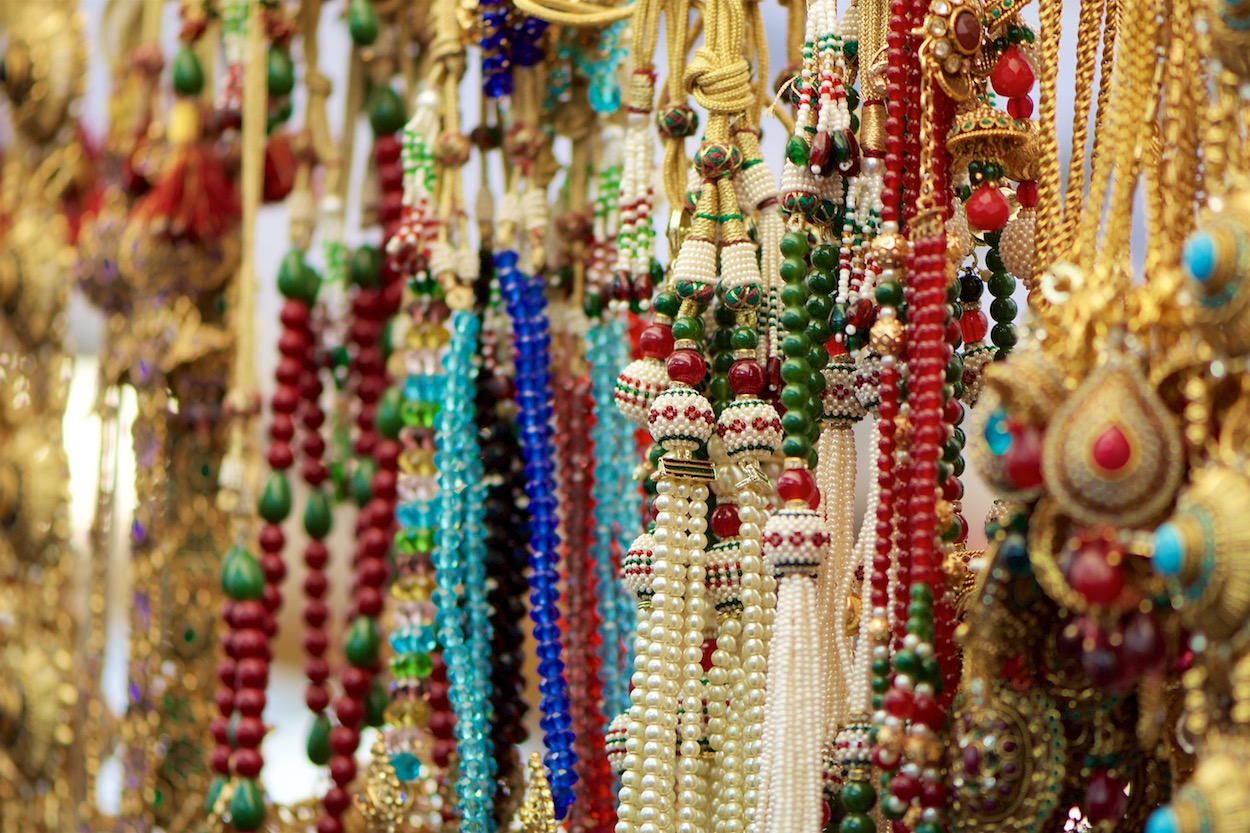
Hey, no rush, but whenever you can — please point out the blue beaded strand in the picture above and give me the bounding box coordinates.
[496,250,578,817]
[587,320,634,718]
[433,311,496,832]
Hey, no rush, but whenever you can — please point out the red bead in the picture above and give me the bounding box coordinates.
[304,600,329,629]
[371,469,397,500]
[276,356,303,386]
[210,746,232,775]
[280,300,310,330]
[329,755,357,786]
[336,697,365,729]
[303,628,329,657]
[356,347,383,375]
[919,778,947,808]
[262,583,282,615]
[991,45,1036,98]
[1007,95,1034,120]
[357,586,384,617]
[305,684,330,712]
[1067,544,1125,606]
[301,461,328,486]
[357,557,388,588]
[330,725,362,756]
[1123,612,1164,675]
[358,375,385,404]
[234,716,266,748]
[378,162,404,192]
[259,524,284,554]
[267,443,295,470]
[776,467,818,504]
[890,773,919,802]
[429,708,456,740]
[1091,424,1132,471]
[379,191,404,224]
[360,527,389,559]
[316,817,344,833]
[728,360,766,395]
[373,135,402,165]
[433,739,456,769]
[965,183,1011,232]
[958,309,988,344]
[261,553,286,583]
[305,541,329,569]
[278,328,308,358]
[233,747,263,778]
[269,413,295,442]
[710,503,742,538]
[1084,768,1127,823]
[305,657,330,683]
[873,745,901,771]
[324,788,352,816]
[214,688,235,716]
[342,667,371,699]
[367,498,395,528]
[883,687,914,718]
[216,658,237,686]
[234,628,268,658]
[238,657,269,688]
[1016,180,1039,208]
[810,131,833,174]
[211,716,230,744]
[1003,423,1045,489]
[271,385,301,415]
[640,324,675,360]
[236,687,267,716]
[666,349,707,385]
[304,571,328,599]
[912,695,945,730]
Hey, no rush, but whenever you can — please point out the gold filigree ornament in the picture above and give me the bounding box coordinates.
[1,0,87,144]
[355,737,419,833]
[949,679,1066,833]
[515,752,559,833]
[1040,351,1185,529]
[0,202,72,349]
[946,99,1030,175]
[1179,186,1250,358]
[0,637,77,781]
[1152,733,1250,833]
[921,0,986,101]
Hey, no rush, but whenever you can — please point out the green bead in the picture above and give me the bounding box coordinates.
[352,458,377,507]
[806,293,833,321]
[172,47,205,97]
[781,408,811,436]
[780,359,811,384]
[990,296,1018,322]
[953,379,966,400]
[671,316,704,341]
[987,271,1016,298]
[915,823,945,833]
[780,231,810,258]
[806,319,832,346]
[654,291,680,317]
[840,781,877,813]
[348,0,380,45]
[376,386,404,440]
[982,229,1002,248]
[206,776,226,814]
[258,473,292,523]
[946,352,964,383]
[303,488,333,539]
[780,257,808,284]
[730,327,758,351]
[345,615,381,668]
[780,385,810,411]
[780,305,810,331]
[937,459,952,483]
[780,283,808,307]
[365,678,388,727]
[267,47,296,97]
[781,333,811,357]
[806,268,835,294]
[942,516,963,542]
[714,303,736,327]
[807,369,826,396]
[985,248,1005,273]
[807,448,820,470]
[786,135,811,166]
[781,436,812,458]
[953,454,966,476]
[307,714,333,765]
[368,84,406,134]
[991,323,1018,349]
[810,244,839,271]
[943,440,962,463]
[919,656,942,685]
[350,245,382,289]
[221,545,265,601]
[875,280,904,307]
[907,601,933,622]
[840,812,875,833]
[229,779,266,832]
[582,291,604,318]
[910,583,934,602]
[893,648,920,676]
[712,352,734,373]
[650,257,665,284]
[831,130,853,165]
[277,250,319,304]
[807,346,829,371]
[871,658,890,677]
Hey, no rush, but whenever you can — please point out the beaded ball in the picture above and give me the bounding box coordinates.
[716,397,783,459]
[961,345,994,407]
[854,354,883,413]
[621,532,657,602]
[999,210,1036,282]
[656,104,700,139]
[705,540,745,611]
[693,139,742,181]
[615,357,669,425]
[648,387,716,451]
[762,506,830,579]
[605,712,630,775]
[823,361,868,422]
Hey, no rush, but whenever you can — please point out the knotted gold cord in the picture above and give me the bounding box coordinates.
[513,0,635,26]
[660,0,698,210]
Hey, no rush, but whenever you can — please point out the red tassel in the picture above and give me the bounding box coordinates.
[131,142,240,244]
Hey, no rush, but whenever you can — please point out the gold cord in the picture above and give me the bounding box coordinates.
[513,0,635,26]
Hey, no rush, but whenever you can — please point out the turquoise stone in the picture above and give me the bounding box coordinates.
[1152,521,1187,578]
[1183,231,1218,284]
[390,752,422,782]
[1145,807,1178,833]
[984,407,1013,456]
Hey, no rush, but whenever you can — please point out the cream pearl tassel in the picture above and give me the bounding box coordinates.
[816,423,857,735]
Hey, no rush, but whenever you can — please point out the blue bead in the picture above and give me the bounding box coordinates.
[999,531,1031,577]
[1145,807,1178,833]
[984,407,1013,456]
[1183,231,1219,284]
[1152,521,1188,578]
[389,752,422,782]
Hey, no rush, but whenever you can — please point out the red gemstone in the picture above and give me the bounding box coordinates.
[728,359,766,395]
[961,309,989,344]
[710,503,742,538]
[1007,95,1034,120]
[639,324,675,359]
[810,131,833,175]
[1084,768,1127,823]
[777,468,818,503]
[1067,544,1125,606]
[890,774,919,802]
[883,687,914,718]
[666,349,707,385]
[1016,180,1038,207]
[966,183,1011,232]
[1003,423,1044,489]
[1091,424,1133,472]
[233,748,264,778]
[919,778,947,808]
[913,694,945,730]
[991,45,1036,98]
[953,9,983,52]
[962,744,981,776]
